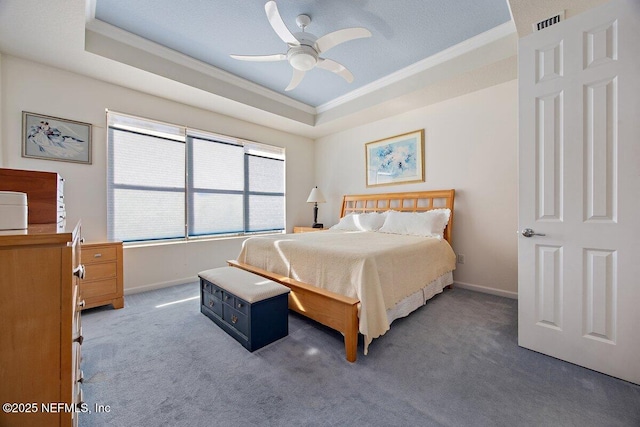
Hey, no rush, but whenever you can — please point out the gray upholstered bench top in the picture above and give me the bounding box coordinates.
[198,267,289,303]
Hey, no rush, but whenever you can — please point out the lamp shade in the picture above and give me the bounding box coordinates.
[306,187,326,203]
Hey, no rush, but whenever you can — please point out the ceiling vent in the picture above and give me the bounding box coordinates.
[533,11,565,32]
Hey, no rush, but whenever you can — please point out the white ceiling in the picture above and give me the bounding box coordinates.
[92,0,511,107]
[0,0,530,138]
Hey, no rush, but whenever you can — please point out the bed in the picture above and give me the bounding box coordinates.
[228,190,456,362]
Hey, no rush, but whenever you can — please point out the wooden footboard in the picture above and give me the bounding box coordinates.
[227,260,360,362]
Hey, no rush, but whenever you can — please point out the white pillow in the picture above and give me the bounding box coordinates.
[378,209,450,239]
[330,212,387,231]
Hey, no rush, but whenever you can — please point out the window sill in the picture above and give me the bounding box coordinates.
[123,231,284,249]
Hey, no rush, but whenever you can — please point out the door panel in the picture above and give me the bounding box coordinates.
[518,0,640,385]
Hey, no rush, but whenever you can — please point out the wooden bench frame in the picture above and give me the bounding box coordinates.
[229,189,455,362]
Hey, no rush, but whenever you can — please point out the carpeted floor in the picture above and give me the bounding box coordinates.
[79,283,640,427]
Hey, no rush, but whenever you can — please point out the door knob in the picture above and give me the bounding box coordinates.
[522,228,546,238]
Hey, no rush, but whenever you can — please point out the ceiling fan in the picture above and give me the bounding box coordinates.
[230,1,372,91]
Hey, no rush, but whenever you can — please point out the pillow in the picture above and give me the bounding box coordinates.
[330,212,387,231]
[378,209,450,239]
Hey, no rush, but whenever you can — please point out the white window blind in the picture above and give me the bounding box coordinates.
[188,136,244,236]
[107,112,285,242]
[246,152,285,232]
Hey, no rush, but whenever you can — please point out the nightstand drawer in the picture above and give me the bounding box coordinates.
[84,261,117,281]
[82,278,118,299]
[83,246,117,263]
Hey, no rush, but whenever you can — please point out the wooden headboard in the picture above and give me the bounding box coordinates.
[339,189,455,243]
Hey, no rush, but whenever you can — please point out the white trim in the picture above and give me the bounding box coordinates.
[124,277,198,296]
[85,0,97,22]
[85,19,316,115]
[453,281,518,299]
[316,21,517,113]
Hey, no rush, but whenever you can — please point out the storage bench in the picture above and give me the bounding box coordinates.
[198,267,290,352]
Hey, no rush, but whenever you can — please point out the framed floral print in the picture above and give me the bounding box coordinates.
[365,129,424,187]
[22,111,92,164]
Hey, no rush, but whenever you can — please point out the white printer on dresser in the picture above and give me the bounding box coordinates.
[0,191,28,230]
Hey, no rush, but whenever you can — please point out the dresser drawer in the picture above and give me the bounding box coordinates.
[221,293,249,315]
[84,262,117,281]
[229,296,249,315]
[223,305,249,337]
[203,281,224,299]
[83,246,117,263]
[202,292,223,318]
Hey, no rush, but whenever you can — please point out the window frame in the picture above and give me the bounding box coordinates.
[107,111,286,244]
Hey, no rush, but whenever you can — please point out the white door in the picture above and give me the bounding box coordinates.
[518,0,640,385]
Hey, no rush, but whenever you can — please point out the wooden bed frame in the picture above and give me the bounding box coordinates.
[228,189,455,362]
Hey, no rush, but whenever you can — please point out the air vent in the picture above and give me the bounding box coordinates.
[533,11,565,32]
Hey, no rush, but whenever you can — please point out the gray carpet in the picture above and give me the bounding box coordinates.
[79,283,640,427]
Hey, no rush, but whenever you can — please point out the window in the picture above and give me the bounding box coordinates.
[107,112,285,242]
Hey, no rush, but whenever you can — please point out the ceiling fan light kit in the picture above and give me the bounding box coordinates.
[288,46,318,71]
[231,1,371,91]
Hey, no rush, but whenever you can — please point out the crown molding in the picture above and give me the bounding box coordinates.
[316,21,517,114]
[85,18,316,116]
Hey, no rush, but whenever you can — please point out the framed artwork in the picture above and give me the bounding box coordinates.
[22,111,92,164]
[365,129,424,187]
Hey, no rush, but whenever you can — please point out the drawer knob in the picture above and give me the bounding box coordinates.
[73,264,86,279]
[225,295,231,301]
[93,253,102,258]
[231,315,238,324]
[74,335,84,345]
[208,300,215,308]
[78,300,86,308]
[237,303,243,309]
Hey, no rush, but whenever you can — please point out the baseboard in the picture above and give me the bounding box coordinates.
[124,277,198,296]
[453,281,518,299]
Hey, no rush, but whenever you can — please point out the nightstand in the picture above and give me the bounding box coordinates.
[80,241,124,310]
[293,226,327,233]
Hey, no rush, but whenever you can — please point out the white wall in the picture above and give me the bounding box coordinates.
[0,55,315,293]
[0,53,3,166]
[315,80,518,297]
[0,54,518,297]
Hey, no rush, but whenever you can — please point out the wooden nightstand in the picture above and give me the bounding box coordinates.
[293,226,327,233]
[80,241,124,310]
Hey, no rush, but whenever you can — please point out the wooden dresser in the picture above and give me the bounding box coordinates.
[0,168,65,224]
[80,241,124,310]
[0,222,83,427]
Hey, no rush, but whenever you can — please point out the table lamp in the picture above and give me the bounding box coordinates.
[306,186,326,228]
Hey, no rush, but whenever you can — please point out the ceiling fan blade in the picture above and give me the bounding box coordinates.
[315,27,372,53]
[230,53,286,62]
[285,69,306,91]
[316,58,354,83]
[265,1,299,45]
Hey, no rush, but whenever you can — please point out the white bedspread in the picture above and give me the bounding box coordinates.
[237,230,456,352]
